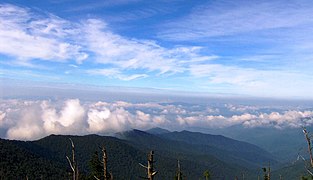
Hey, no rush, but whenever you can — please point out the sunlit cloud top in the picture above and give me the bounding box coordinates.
[1,98,313,140]
[1,0,313,99]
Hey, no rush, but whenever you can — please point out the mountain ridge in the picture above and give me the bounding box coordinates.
[0,129,289,179]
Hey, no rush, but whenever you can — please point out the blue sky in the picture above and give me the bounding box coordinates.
[1,0,313,99]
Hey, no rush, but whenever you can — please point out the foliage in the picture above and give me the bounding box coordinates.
[88,151,103,179]
[203,170,211,180]
[0,138,67,179]
[1,129,306,179]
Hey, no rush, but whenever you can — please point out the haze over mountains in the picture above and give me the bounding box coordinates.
[0,127,311,179]
[1,0,313,179]
[1,97,312,164]
[0,128,273,179]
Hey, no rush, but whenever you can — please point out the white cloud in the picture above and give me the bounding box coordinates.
[82,19,178,74]
[86,104,164,133]
[176,110,313,129]
[87,68,121,77]
[2,3,312,99]
[0,111,6,127]
[87,68,148,81]
[152,0,313,99]
[226,104,259,112]
[6,102,45,140]
[119,74,148,81]
[41,99,86,134]
[1,4,222,83]
[81,19,220,75]
[0,4,88,64]
[87,107,111,133]
[1,98,313,140]
[0,99,172,140]
[66,0,141,12]
[0,99,313,140]
[159,0,313,40]
[189,63,313,98]
[3,99,87,140]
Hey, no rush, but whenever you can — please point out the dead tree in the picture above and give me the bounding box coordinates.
[302,128,313,176]
[66,138,79,180]
[176,160,183,180]
[303,128,313,168]
[139,151,157,180]
[101,146,113,180]
[93,146,113,180]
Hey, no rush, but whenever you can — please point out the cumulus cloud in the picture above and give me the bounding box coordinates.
[0,111,5,122]
[176,111,313,129]
[226,104,259,112]
[41,99,86,135]
[87,107,111,132]
[0,99,172,140]
[1,98,312,140]
[2,99,87,140]
[86,103,168,133]
[6,102,44,140]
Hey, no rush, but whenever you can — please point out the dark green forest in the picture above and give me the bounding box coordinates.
[0,129,312,179]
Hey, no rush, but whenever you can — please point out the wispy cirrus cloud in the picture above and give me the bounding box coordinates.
[81,19,217,75]
[1,2,313,98]
[0,4,216,80]
[189,63,313,97]
[87,68,148,81]
[65,0,142,12]
[159,0,313,40]
[0,4,88,64]
[81,19,181,74]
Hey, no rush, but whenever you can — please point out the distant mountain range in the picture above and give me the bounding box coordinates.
[187,125,309,162]
[117,128,277,169]
[0,128,310,179]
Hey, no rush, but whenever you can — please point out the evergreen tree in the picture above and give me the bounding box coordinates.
[89,151,103,179]
[203,170,211,180]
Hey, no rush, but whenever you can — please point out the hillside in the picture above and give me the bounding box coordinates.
[1,129,308,179]
[146,127,171,135]
[0,133,253,179]
[118,129,277,170]
[0,138,67,179]
[159,130,277,167]
[193,125,308,162]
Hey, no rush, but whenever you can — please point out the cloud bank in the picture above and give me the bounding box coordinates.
[0,99,312,140]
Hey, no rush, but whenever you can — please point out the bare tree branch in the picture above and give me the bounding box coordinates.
[66,156,75,172]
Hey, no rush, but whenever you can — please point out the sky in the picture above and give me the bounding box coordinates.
[1,0,313,99]
[1,0,313,140]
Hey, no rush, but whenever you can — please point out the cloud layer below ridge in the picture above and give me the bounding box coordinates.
[1,98,312,140]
